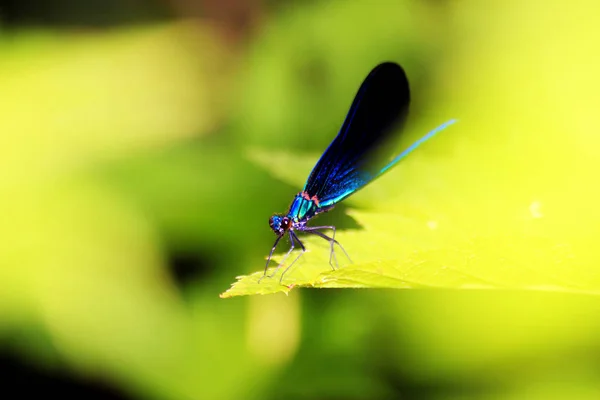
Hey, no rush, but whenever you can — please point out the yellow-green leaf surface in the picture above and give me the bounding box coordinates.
[223,113,600,297]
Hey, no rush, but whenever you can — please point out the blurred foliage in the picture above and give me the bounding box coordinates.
[2,0,600,399]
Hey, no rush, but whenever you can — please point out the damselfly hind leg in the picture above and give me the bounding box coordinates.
[303,225,352,270]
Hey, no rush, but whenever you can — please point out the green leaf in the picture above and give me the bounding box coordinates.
[222,144,600,298]
[221,212,598,298]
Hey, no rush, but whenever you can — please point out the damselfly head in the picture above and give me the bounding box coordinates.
[269,215,291,236]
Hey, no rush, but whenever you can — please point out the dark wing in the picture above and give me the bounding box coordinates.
[303,62,410,207]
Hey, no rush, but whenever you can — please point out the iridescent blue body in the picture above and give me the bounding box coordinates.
[287,192,322,223]
[261,62,457,284]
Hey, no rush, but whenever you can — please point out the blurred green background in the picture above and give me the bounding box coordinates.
[2,0,600,399]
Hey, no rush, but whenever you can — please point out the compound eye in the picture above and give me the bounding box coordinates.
[281,217,291,231]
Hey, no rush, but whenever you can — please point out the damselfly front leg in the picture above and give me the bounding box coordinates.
[278,231,306,284]
[259,230,307,284]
